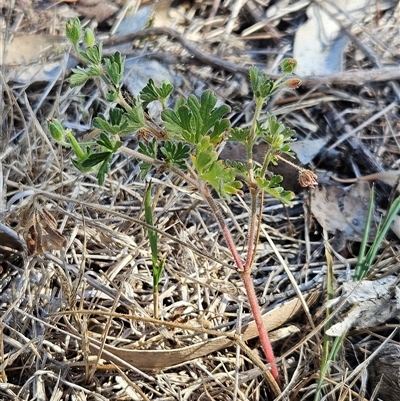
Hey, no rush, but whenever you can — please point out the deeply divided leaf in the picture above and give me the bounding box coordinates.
[162,90,230,144]
[81,151,112,168]
[140,79,174,108]
[256,176,294,205]
[160,141,190,169]
[139,138,158,178]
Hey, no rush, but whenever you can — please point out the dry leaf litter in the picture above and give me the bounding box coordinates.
[0,0,399,400]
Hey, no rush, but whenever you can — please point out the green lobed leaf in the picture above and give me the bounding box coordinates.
[249,66,274,100]
[162,90,230,144]
[192,137,216,174]
[127,103,147,130]
[255,177,294,205]
[209,119,230,145]
[86,64,104,77]
[97,133,121,152]
[200,160,242,199]
[109,108,123,126]
[160,141,191,169]
[70,67,90,88]
[93,112,132,136]
[81,151,112,168]
[140,79,174,108]
[104,52,125,87]
[187,90,231,140]
[162,106,194,142]
[192,137,242,199]
[269,174,283,186]
[138,138,158,178]
[158,81,174,99]
[82,43,102,65]
[97,132,114,150]
[228,127,250,143]
[262,115,296,153]
[225,160,248,176]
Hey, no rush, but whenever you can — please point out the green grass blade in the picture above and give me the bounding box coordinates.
[144,181,158,267]
[357,193,400,279]
[354,184,375,280]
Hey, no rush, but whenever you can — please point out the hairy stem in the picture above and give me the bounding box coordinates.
[202,185,280,385]
[244,97,263,271]
[241,270,279,383]
[244,191,259,271]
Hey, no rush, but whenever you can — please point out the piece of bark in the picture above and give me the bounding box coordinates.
[368,342,400,401]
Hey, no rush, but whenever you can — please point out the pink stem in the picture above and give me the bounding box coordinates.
[241,270,280,383]
[202,186,280,385]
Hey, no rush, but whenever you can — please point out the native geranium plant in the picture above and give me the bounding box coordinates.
[48,18,317,387]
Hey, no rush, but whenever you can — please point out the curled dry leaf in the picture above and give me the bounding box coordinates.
[310,182,376,241]
[19,203,67,255]
[326,276,398,337]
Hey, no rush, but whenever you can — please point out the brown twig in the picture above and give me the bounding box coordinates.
[104,27,400,87]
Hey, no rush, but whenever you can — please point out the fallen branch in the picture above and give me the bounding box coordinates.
[104,27,400,87]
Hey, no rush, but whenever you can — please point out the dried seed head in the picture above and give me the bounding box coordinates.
[285,78,302,89]
[298,169,318,188]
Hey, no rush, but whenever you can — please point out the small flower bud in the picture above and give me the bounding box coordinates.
[83,28,95,47]
[281,58,297,74]
[298,169,318,189]
[47,118,65,142]
[66,19,81,46]
[285,78,302,89]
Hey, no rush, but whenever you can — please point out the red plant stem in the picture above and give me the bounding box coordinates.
[202,185,245,270]
[202,186,280,385]
[119,147,280,386]
[241,270,279,382]
[244,190,258,271]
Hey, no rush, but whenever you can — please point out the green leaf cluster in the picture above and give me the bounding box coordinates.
[138,138,158,179]
[192,137,242,199]
[262,115,296,158]
[249,66,275,100]
[57,19,304,203]
[161,141,190,169]
[140,79,174,108]
[93,108,140,136]
[162,90,230,144]
[255,176,294,205]
[65,18,125,95]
